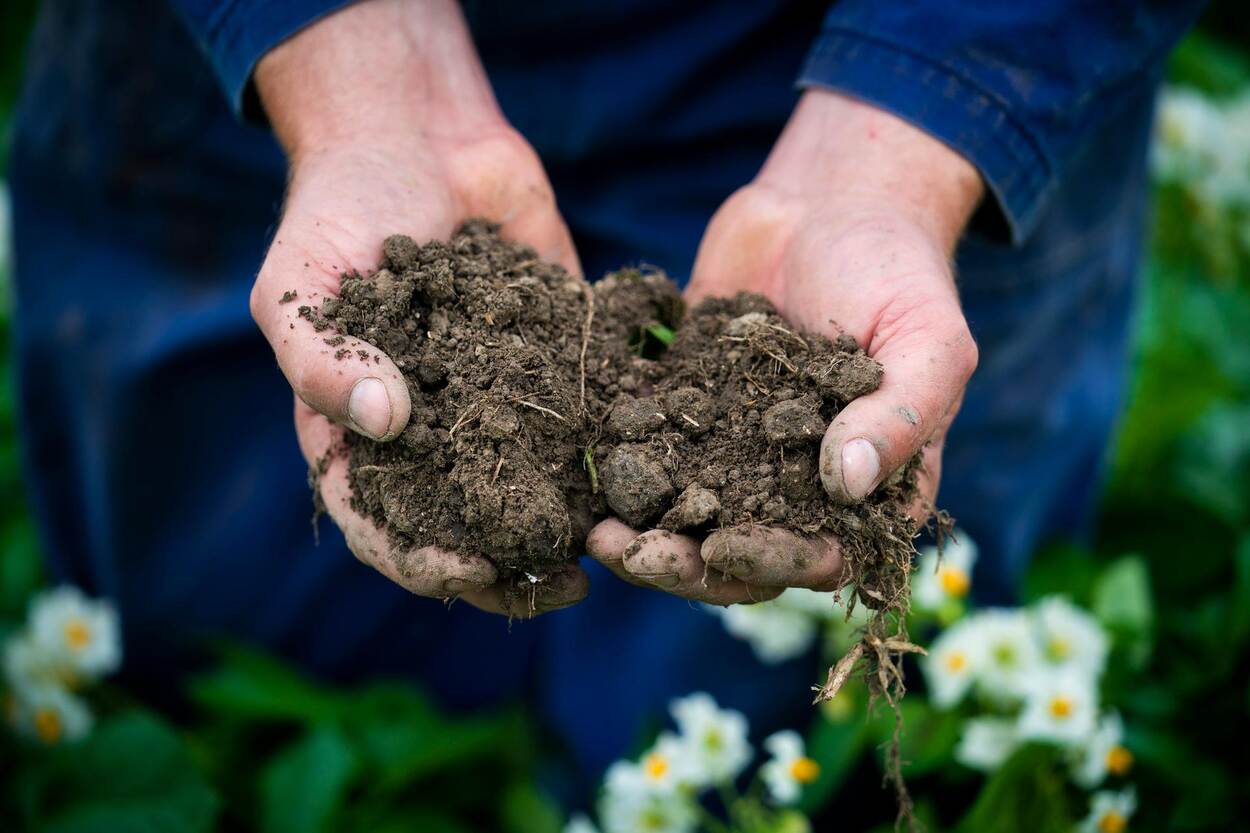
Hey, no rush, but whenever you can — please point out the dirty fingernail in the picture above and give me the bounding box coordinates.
[349,377,392,439]
[841,438,880,501]
[637,573,681,589]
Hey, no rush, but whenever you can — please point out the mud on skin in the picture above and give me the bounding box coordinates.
[309,222,926,610]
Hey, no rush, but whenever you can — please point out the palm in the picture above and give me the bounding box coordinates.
[252,132,588,616]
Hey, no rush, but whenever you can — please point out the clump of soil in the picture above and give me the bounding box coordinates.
[592,293,922,616]
[301,222,682,584]
[307,221,926,619]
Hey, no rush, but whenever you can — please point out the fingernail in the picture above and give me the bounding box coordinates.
[443,577,477,595]
[637,573,681,589]
[349,377,392,440]
[841,438,881,501]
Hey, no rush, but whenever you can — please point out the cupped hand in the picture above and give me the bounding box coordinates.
[587,90,983,604]
[250,0,587,616]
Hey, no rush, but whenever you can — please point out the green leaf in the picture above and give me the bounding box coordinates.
[1229,535,1250,646]
[1022,543,1099,606]
[499,780,562,833]
[188,644,345,724]
[867,696,962,779]
[353,706,524,791]
[953,744,1074,833]
[1092,556,1155,668]
[25,712,218,833]
[260,725,358,833]
[645,323,677,346]
[797,697,870,814]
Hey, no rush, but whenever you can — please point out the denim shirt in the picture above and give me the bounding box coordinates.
[171,0,1203,242]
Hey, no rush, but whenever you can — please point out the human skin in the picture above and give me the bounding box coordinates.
[252,0,983,613]
[585,89,984,604]
[250,0,588,616]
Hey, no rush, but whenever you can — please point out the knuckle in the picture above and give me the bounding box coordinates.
[248,280,267,326]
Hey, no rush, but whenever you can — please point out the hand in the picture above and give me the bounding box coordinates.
[587,90,983,604]
[250,0,587,616]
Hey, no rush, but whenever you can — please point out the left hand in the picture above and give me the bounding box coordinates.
[586,89,984,604]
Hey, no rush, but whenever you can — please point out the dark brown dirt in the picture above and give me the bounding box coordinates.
[308,222,925,613]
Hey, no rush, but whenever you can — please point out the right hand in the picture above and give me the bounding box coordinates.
[249,0,588,616]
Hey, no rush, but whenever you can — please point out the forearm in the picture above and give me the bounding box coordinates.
[759,90,984,255]
[254,0,503,163]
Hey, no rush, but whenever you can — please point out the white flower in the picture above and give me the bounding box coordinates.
[912,534,977,611]
[1153,87,1225,181]
[1078,787,1137,833]
[1152,86,1250,208]
[922,619,983,708]
[27,586,122,683]
[3,634,49,694]
[638,732,699,793]
[1073,712,1133,788]
[1033,596,1108,677]
[954,717,1019,772]
[669,693,752,786]
[759,730,820,804]
[9,683,93,745]
[562,813,599,833]
[968,609,1041,701]
[772,588,839,619]
[709,603,819,664]
[599,780,697,833]
[1016,668,1099,747]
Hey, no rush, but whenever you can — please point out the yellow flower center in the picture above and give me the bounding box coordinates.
[1048,696,1074,720]
[34,707,62,744]
[944,651,968,673]
[1046,637,1070,661]
[703,730,723,751]
[643,752,669,781]
[1106,745,1134,776]
[992,642,1017,667]
[939,568,970,598]
[1098,811,1127,833]
[64,618,92,652]
[789,756,820,784]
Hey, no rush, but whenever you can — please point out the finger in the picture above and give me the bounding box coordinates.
[622,530,781,605]
[460,563,590,618]
[449,134,583,277]
[251,230,412,441]
[498,205,582,278]
[585,518,656,588]
[702,526,842,590]
[586,518,642,565]
[301,404,498,597]
[820,301,977,503]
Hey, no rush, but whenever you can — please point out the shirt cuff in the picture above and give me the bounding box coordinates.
[194,0,358,120]
[798,28,1053,245]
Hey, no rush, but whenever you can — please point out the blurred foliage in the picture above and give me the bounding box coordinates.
[0,645,563,833]
[1,5,1250,833]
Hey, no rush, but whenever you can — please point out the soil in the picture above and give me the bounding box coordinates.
[307,222,926,614]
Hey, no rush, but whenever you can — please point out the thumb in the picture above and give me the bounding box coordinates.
[250,233,413,442]
[820,299,977,503]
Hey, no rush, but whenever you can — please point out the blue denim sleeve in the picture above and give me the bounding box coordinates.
[168,0,356,117]
[800,1,1205,243]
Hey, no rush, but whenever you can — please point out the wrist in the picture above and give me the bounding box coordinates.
[759,89,984,254]
[255,0,505,165]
